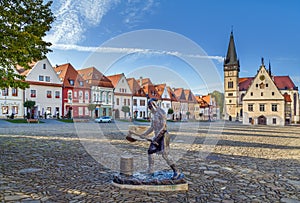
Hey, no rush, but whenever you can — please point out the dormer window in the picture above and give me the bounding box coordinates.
[69,79,74,86]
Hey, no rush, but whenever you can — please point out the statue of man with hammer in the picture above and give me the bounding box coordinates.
[127,98,180,179]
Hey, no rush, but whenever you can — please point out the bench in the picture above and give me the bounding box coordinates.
[27,119,39,123]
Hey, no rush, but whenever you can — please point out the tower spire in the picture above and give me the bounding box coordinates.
[224,31,240,71]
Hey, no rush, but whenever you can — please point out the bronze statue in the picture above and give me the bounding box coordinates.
[127,98,180,179]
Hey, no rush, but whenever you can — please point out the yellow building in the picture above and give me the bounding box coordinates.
[224,32,299,125]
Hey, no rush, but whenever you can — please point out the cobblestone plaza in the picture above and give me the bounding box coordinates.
[0,120,299,202]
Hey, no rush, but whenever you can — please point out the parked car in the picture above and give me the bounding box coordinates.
[95,116,112,123]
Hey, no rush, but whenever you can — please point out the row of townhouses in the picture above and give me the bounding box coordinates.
[0,58,219,121]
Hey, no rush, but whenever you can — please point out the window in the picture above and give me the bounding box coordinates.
[272,104,278,112]
[250,92,253,96]
[45,76,50,82]
[43,64,46,69]
[74,91,77,98]
[249,117,252,124]
[55,91,60,98]
[46,107,51,115]
[128,99,130,106]
[30,90,36,97]
[272,92,275,96]
[2,106,8,114]
[256,84,258,87]
[2,88,8,96]
[12,106,18,114]
[228,93,233,96]
[140,100,145,106]
[229,100,232,103]
[12,88,18,96]
[46,91,52,98]
[260,104,265,111]
[266,84,268,87]
[85,92,89,102]
[133,99,137,106]
[39,75,44,81]
[261,92,263,96]
[228,81,233,88]
[69,79,74,86]
[124,99,126,105]
[248,104,253,112]
[68,91,72,103]
[273,118,276,124]
[79,81,83,86]
[116,98,119,105]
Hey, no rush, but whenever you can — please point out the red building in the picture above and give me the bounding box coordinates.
[54,63,90,118]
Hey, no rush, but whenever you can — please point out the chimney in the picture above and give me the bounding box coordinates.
[139,76,143,87]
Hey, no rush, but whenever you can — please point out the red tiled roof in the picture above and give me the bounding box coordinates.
[167,87,178,102]
[78,67,114,88]
[283,93,292,102]
[127,78,147,97]
[107,73,124,87]
[273,76,296,90]
[239,77,254,91]
[238,76,297,91]
[54,63,87,88]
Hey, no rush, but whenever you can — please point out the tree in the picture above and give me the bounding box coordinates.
[24,100,35,118]
[121,106,130,119]
[87,103,96,118]
[186,111,190,119]
[167,108,174,115]
[0,0,54,89]
[210,90,224,118]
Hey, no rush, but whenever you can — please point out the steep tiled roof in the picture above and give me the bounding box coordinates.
[54,63,86,88]
[195,95,209,108]
[273,76,297,90]
[78,67,114,88]
[283,93,292,102]
[238,76,297,91]
[127,78,147,97]
[239,77,254,91]
[107,73,123,87]
[167,87,178,102]
[174,88,187,102]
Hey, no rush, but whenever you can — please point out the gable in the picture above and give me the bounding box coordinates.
[243,65,283,101]
[114,74,132,94]
[26,58,62,84]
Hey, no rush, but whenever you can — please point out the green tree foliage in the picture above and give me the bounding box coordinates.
[210,90,224,116]
[167,108,174,114]
[0,0,54,89]
[121,106,130,118]
[87,103,96,117]
[23,100,35,118]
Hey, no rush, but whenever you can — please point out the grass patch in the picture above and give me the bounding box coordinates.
[57,119,74,123]
[5,119,43,123]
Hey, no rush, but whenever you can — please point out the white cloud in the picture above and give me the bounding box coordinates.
[46,0,158,45]
[51,43,224,62]
[46,0,119,44]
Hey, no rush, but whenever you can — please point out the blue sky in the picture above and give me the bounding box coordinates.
[46,0,300,94]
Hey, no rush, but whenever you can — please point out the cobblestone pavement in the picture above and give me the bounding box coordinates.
[0,119,299,202]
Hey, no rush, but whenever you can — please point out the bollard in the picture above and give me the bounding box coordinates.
[120,155,133,176]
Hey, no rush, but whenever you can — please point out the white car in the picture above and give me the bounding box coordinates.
[95,116,112,123]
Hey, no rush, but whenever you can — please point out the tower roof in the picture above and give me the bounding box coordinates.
[224,31,239,67]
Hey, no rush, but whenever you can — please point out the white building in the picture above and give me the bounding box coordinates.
[18,58,62,118]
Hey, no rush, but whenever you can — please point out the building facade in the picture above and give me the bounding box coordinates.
[224,32,299,125]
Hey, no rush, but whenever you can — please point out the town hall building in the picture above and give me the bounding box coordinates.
[224,32,299,125]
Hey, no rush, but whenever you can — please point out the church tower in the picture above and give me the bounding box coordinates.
[224,31,240,121]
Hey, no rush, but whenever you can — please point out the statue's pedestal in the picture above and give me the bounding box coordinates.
[112,170,188,191]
